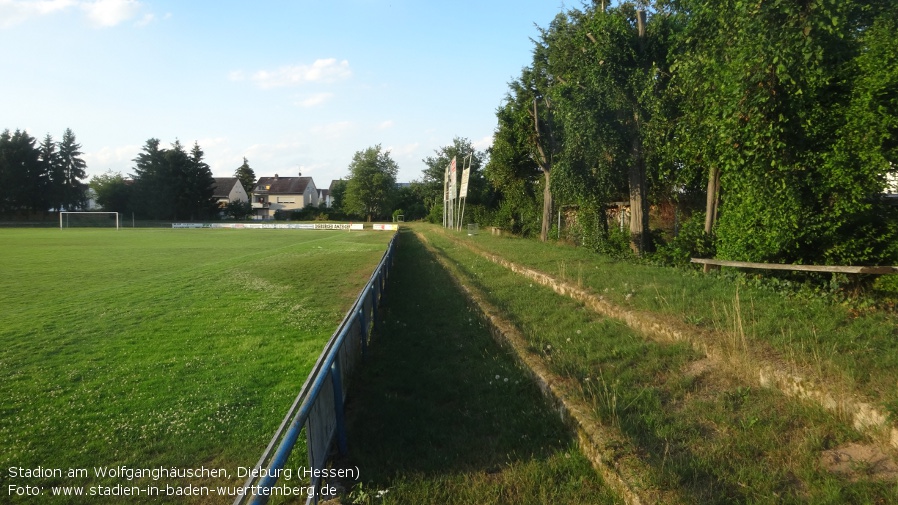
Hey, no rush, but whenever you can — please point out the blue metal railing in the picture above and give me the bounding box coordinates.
[234,232,397,505]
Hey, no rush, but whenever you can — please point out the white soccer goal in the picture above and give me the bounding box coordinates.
[59,211,120,230]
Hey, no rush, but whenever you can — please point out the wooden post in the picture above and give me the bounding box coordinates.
[703,166,721,272]
[704,166,720,234]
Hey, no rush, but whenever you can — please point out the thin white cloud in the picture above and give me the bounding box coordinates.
[81,0,140,27]
[0,0,145,28]
[0,0,77,28]
[377,120,394,130]
[248,59,351,89]
[83,143,141,171]
[295,92,334,108]
[472,134,493,151]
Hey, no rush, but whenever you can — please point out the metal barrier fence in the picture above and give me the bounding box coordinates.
[234,232,397,505]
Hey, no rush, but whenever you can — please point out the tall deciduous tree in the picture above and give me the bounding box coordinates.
[555,5,669,254]
[90,170,132,213]
[329,179,347,216]
[521,45,559,243]
[486,85,543,236]
[344,145,398,222]
[489,39,561,241]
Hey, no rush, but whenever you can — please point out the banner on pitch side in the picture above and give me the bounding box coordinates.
[448,156,457,200]
[172,223,363,230]
[459,166,470,198]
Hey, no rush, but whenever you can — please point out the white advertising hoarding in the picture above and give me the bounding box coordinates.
[459,167,471,198]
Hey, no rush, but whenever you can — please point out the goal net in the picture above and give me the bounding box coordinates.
[59,212,120,230]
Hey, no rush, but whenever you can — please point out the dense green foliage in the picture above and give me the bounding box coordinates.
[0,128,87,215]
[343,145,399,222]
[674,0,897,264]
[234,156,256,198]
[224,199,253,220]
[479,0,898,266]
[130,138,217,220]
[89,170,132,213]
[87,138,220,220]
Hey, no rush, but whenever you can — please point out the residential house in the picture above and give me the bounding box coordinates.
[212,178,249,209]
[251,175,318,219]
[324,179,344,208]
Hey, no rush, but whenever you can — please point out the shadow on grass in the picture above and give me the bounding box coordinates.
[342,229,579,481]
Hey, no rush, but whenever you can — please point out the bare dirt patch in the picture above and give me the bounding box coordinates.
[683,357,713,378]
[821,442,898,481]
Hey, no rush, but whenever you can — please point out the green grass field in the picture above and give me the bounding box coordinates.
[0,228,393,503]
[406,223,898,503]
[340,229,616,505]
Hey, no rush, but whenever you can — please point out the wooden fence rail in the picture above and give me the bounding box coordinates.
[690,258,898,275]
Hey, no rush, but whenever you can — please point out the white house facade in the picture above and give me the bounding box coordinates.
[251,175,318,219]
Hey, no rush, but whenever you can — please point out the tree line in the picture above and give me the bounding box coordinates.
[0,128,88,215]
[479,0,898,266]
[91,139,218,221]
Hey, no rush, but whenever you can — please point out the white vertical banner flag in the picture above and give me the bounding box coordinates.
[448,157,458,200]
[443,164,450,227]
[444,164,450,202]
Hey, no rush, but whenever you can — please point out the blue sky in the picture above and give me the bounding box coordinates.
[0,0,574,187]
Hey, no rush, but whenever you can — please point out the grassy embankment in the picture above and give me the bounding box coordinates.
[425,223,898,425]
[0,228,393,504]
[344,223,897,504]
[337,228,617,505]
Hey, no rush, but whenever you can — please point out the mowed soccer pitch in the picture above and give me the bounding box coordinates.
[0,228,393,499]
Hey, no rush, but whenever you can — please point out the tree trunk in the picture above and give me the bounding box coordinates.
[628,10,650,255]
[704,165,720,234]
[541,169,552,242]
[703,165,721,272]
[628,130,649,254]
